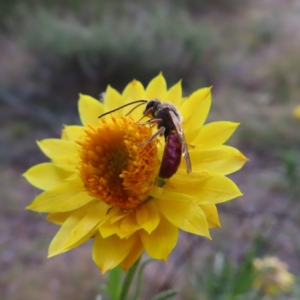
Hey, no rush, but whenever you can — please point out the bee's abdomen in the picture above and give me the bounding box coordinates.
[159,132,182,178]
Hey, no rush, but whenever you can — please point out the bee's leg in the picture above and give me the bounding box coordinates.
[136,118,163,126]
[135,107,154,123]
[137,127,165,146]
[143,107,154,117]
[187,144,195,149]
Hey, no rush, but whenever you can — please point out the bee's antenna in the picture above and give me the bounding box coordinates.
[98,100,148,119]
[125,102,147,116]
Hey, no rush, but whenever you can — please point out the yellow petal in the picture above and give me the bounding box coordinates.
[164,171,208,195]
[123,79,145,102]
[99,206,126,227]
[122,79,146,119]
[62,125,85,141]
[109,208,127,223]
[78,94,104,127]
[60,201,109,252]
[37,139,78,160]
[146,73,167,100]
[52,154,79,172]
[23,163,72,190]
[119,238,143,271]
[48,208,90,257]
[99,212,141,239]
[152,187,210,238]
[197,174,243,203]
[136,200,160,234]
[65,173,80,181]
[192,121,240,148]
[99,210,139,239]
[117,212,141,239]
[61,128,68,140]
[26,180,94,212]
[166,171,243,204]
[189,146,248,175]
[164,80,182,107]
[199,204,220,228]
[93,232,138,274]
[104,85,124,116]
[139,216,178,261]
[99,219,121,238]
[181,87,212,135]
[46,212,72,225]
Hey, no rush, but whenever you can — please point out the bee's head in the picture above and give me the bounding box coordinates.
[144,99,161,117]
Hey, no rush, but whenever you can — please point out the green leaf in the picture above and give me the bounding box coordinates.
[151,289,178,300]
[132,259,154,300]
[120,256,141,300]
[231,247,258,297]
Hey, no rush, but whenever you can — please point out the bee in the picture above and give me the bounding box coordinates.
[99,99,191,178]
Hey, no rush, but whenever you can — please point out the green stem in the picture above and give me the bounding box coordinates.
[119,256,141,300]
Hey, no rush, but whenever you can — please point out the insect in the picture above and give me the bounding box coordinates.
[99,99,192,178]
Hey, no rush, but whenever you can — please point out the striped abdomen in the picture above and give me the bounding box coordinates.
[159,132,182,178]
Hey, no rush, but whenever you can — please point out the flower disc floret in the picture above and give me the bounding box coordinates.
[77,116,159,209]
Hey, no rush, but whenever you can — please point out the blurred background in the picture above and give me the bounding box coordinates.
[1,0,300,299]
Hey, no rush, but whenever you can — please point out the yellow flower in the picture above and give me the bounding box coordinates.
[253,256,295,295]
[24,73,247,274]
[293,106,300,119]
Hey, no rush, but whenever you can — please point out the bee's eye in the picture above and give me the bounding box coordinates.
[146,100,156,110]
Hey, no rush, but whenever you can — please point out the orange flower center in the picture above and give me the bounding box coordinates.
[77,117,159,209]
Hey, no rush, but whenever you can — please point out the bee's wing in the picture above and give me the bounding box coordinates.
[168,110,192,174]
